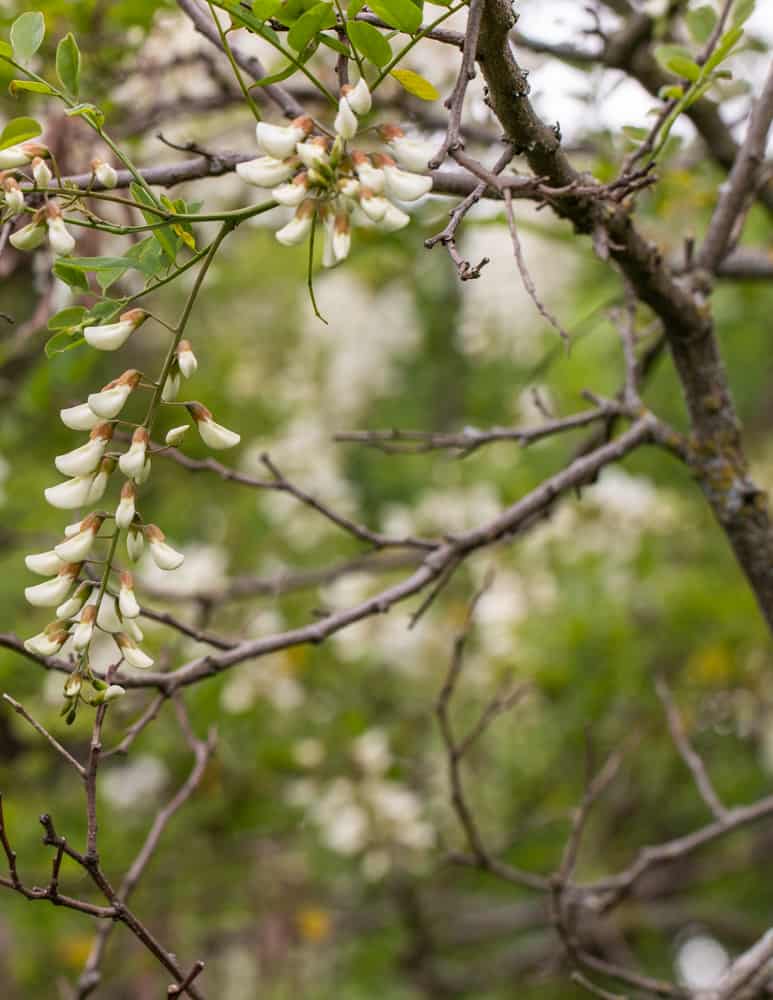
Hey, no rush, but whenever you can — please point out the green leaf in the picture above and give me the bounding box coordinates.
[10,11,45,63]
[318,33,350,55]
[0,41,11,59]
[347,20,392,66]
[251,59,300,86]
[390,68,439,100]
[685,5,717,44]
[654,45,702,81]
[366,0,421,33]
[53,261,89,292]
[658,83,685,100]
[56,33,81,98]
[45,330,86,357]
[732,0,755,26]
[275,0,322,25]
[288,2,336,50]
[348,0,366,15]
[621,125,649,140]
[705,25,744,72]
[9,79,54,97]
[47,306,87,330]
[64,102,105,128]
[0,116,42,151]
[130,181,178,264]
[253,0,282,16]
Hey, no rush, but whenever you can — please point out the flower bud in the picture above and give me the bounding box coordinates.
[103,684,126,702]
[84,308,146,352]
[162,371,180,402]
[57,581,92,620]
[164,424,189,446]
[116,632,154,669]
[55,423,113,478]
[63,672,82,698]
[9,221,46,251]
[351,151,384,194]
[272,173,309,207]
[186,402,241,450]
[115,480,137,529]
[24,621,70,657]
[343,78,372,115]
[44,475,95,510]
[334,96,358,140]
[61,402,101,431]
[256,116,312,159]
[118,570,141,619]
[2,177,24,215]
[87,457,115,503]
[24,563,80,607]
[379,125,433,173]
[296,138,329,170]
[25,550,65,576]
[54,513,103,562]
[88,369,142,418]
[46,205,75,256]
[236,155,296,189]
[0,141,47,169]
[145,524,185,571]
[91,158,117,189]
[32,156,52,188]
[119,427,149,480]
[127,525,145,562]
[276,200,315,247]
[176,339,197,379]
[72,604,96,651]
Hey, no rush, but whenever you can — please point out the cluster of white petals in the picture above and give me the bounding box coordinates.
[235,80,434,267]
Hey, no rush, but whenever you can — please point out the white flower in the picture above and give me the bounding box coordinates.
[25,565,79,607]
[103,684,126,702]
[72,605,96,651]
[118,571,140,619]
[344,78,371,115]
[84,308,146,351]
[125,617,144,643]
[54,423,112,478]
[236,156,296,189]
[9,222,46,251]
[276,200,315,247]
[135,457,151,485]
[272,173,309,207]
[164,424,188,446]
[57,581,91,619]
[2,178,24,215]
[334,96,358,140]
[322,216,337,270]
[379,203,410,231]
[88,369,141,418]
[63,520,84,537]
[60,402,100,431]
[351,152,384,193]
[116,632,154,669]
[63,673,82,698]
[338,176,360,199]
[47,216,76,256]
[162,372,180,402]
[296,138,329,170]
[177,339,197,378]
[119,428,149,480]
[331,211,351,265]
[54,513,103,562]
[256,116,312,159]
[145,524,185,570]
[44,475,94,510]
[359,189,389,222]
[380,125,433,173]
[24,622,69,657]
[352,729,392,774]
[97,594,123,632]
[186,402,241,450]
[127,526,145,562]
[87,459,113,503]
[115,481,136,529]
[383,163,433,202]
[0,141,46,169]
[25,550,64,576]
[32,157,52,188]
[92,158,117,188]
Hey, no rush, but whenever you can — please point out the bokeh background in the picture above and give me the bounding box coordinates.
[0,1,772,996]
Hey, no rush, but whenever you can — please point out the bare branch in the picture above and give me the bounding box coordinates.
[3,694,85,777]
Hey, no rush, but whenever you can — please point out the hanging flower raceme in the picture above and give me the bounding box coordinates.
[2,177,24,216]
[144,524,185,571]
[84,309,147,352]
[24,620,70,657]
[234,80,432,268]
[186,402,241,450]
[54,513,104,562]
[46,203,76,256]
[87,368,142,418]
[24,563,81,607]
[91,157,117,189]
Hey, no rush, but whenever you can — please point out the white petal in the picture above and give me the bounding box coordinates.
[24,632,64,656]
[47,218,76,256]
[384,165,433,202]
[164,425,189,446]
[54,528,96,563]
[360,193,389,222]
[256,122,303,160]
[354,162,384,194]
[149,539,185,571]
[87,470,109,504]
[84,320,134,351]
[95,162,117,188]
[44,476,94,510]
[162,372,180,402]
[276,213,313,247]
[178,348,197,379]
[25,575,74,607]
[236,156,295,189]
[0,145,32,169]
[88,385,132,419]
[379,203,411,232]
[103,684,125,702]
[388,137,434,173]
[25,550,65,576]
[127,530,145,563]
[272,181,307,207]
[346,78,372,115]
[198,418,241,450]
[10,223,46,251]
[54,438,105,478]
[115,496,136,529]
[72,620,93,650]
[125,618,144,642]
[334,98,358,140]
[119,586,141,619]
[61,403,100,431]
[119,443,147,479]
[296,142,329,170]
[97,595,123,632]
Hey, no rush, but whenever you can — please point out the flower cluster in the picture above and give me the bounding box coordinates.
[22,299,241,720]
[235,79,434,266]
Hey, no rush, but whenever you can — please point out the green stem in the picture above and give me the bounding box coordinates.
[208,1,263,121]
[373,4,466,88]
